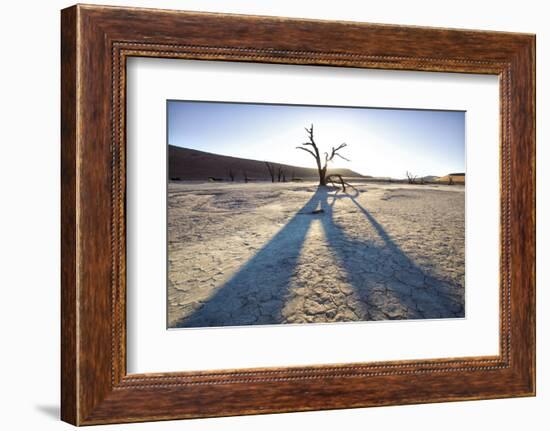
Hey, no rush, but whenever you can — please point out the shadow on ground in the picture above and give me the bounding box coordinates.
[35,405,59,420]
[175,186,464,328]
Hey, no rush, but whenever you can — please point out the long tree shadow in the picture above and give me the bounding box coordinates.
[174,186,464,328]
[318,188,464,320]
[175,188,327,327]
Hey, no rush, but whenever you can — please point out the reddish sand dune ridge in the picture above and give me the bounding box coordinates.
[169,145,365,181]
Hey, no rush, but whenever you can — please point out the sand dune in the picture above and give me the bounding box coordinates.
[436,173,465,184]
[169,146,366,181]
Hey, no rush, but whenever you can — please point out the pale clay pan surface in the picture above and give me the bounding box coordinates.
[167,182,465,328]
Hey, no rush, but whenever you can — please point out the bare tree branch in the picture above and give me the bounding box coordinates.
[296,124,352,187]
[296,146,317,158]
[333,152,350,162]
[326,143,348,163]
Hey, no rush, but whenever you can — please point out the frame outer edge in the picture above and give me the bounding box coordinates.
[507,35,536,395]
[61,4,536,424]
[523,34,536,395]
[61,5,79,426]
[526,34,536,396]
[531,34,536,396]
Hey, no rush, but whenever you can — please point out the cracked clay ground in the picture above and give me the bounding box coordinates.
[167,181,465,328]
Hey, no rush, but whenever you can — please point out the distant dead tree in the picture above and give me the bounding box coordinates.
[243,170,249,183]
[277,166,286,182]
[296,124,354,191]
[265,162,275,182]
[228,167,235,182]
[406,171,418,184]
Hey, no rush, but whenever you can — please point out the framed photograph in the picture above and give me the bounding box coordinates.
[61,4,535,425]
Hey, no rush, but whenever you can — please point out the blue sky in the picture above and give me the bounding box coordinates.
[168,100,465,178]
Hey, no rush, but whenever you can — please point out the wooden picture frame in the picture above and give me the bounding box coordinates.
[61,4,535,425]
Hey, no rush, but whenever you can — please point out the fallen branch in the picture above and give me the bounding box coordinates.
[326,174,357,193]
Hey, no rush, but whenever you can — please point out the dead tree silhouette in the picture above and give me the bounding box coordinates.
[265,162,275,182]
[406,171,418,184]
[277,166,285,182]
[296,124,354,190]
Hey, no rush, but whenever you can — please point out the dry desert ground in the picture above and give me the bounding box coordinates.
[167,181,465,328]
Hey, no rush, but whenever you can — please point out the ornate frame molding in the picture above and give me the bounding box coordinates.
[61,5,535,425]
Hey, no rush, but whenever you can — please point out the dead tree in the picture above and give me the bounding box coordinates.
[228,168,235,182]
[406,171,418,184]
[265,162,275,182]
[277,166,285,182]
[296,124,353,190]
[243,170,249,183]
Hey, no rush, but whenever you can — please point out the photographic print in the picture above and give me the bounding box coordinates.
[167,101,465,329]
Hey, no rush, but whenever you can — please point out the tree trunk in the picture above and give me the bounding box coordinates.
[319,166,327,186]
